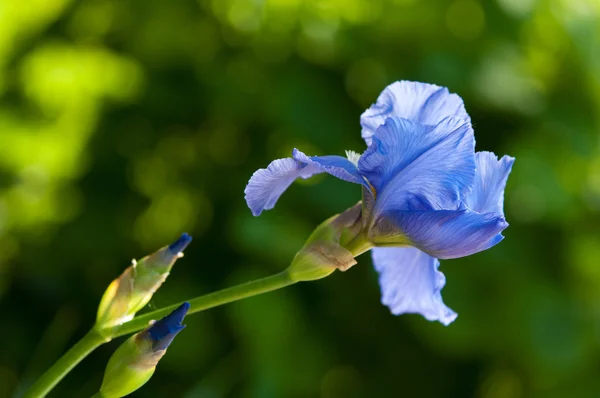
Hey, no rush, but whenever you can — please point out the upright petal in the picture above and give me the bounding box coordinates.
[358,117,475,215]
[372,247,457,325]
[465,152,515,215]
[374,209,508,259]
[245,149,365,216]
[361,81,471,145]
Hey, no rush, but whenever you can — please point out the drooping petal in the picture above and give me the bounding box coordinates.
[374,209,508,259]
[372,247,457,325]
[358,117,475,215]
[245,149,365,216]
[292,149,366,186]
[465,152,515,215]
[361,81,471,145]
[245,158,322,216]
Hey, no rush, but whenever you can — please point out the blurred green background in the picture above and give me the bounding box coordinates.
[1,0,600,397]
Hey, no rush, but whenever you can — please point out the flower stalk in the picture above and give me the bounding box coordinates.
[24,269,298,397]
[105,270,297,339]
[23,328,110,398]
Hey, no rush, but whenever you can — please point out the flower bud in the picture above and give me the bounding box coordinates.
[98,302,190,398]
[287,203,362,282]
[96,234,192,328]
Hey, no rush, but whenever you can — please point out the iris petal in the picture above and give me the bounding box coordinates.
[377,209,508,259]
[358,117,475,215]
[372,247,457,325]
[245,149,365,216]
[292,149,367,186]
[360,81,471,145]
[466,152,515,215]
[245,158,321,216]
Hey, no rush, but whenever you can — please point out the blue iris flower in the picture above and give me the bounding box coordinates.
[244,81,514,325]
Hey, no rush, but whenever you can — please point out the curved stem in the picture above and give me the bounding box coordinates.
[105,270,296,338]
[24,328,109,398]
[23,270,296,397]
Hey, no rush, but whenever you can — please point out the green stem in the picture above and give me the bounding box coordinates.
[24,270,296,397]
[105,270,296,338]
[24,328,109,398]
[344,231,374,257]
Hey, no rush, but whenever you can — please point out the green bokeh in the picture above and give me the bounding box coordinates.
[1,0,600,397]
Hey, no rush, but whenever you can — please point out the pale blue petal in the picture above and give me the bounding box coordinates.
[245,149,365,216]
[361,81,471,145]
[378,209,508,259]
[358,117,475,215]
[292,149,367,186]
[372,247,457,325]
[465,152,515,215]
[244,157,323,216]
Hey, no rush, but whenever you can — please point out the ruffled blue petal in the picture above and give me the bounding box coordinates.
[358,117,475,215]
[361,81,471,145]
[245,157,322,216]
[377,209,508,259]
[245,149,365,216]
[465,152,515,216]
[372,247,457,325]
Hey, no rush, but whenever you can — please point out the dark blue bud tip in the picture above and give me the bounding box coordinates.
[148,302,190,351]
[168,233,192,255]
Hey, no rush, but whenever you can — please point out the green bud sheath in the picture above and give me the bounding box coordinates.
[287,203,365,282]
[96,234,192,328]
[287,240,356,281]
[99,335,161,398]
